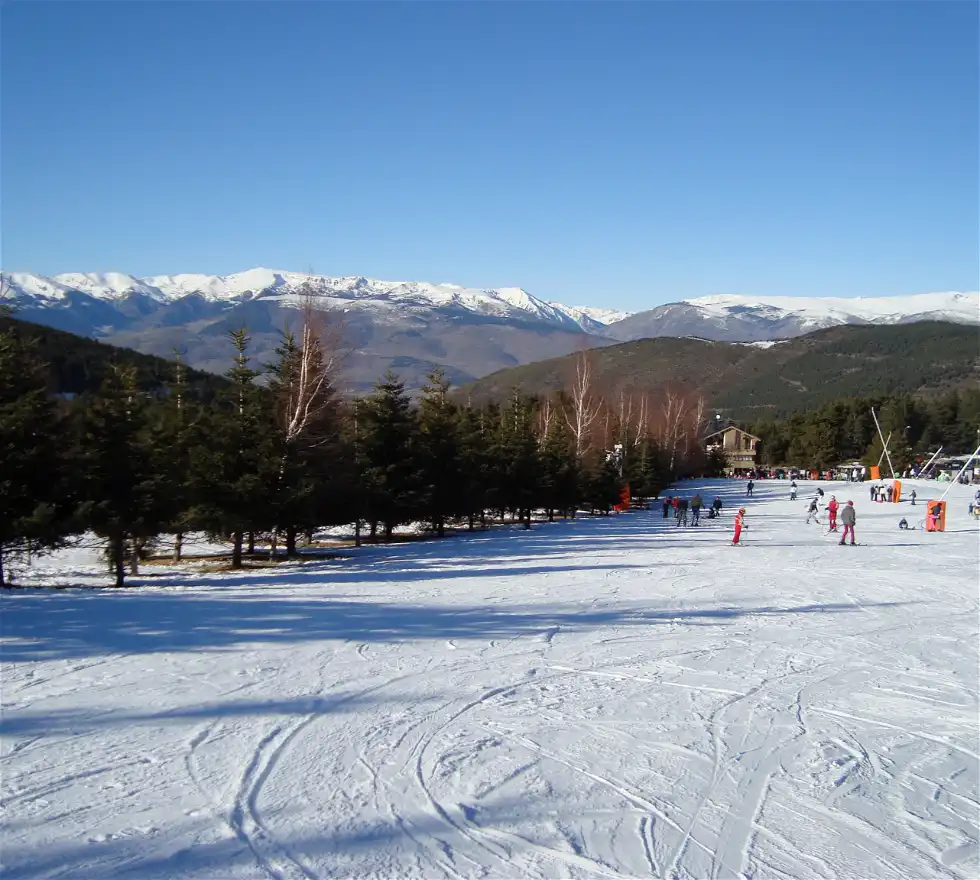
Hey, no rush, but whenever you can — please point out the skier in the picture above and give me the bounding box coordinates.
[790,480,798,501]
[675,497,689,527]
[827,495,839,531]
[713,497,723,515]
[910,488,916,506]
[732,508,746,545]
[869,483,876,502]
[806,497,821,524]
[691,493,703,526]
[746,479,754,497]
[839,501,856,545]
[898,517,909,530]
[662,496,671,519]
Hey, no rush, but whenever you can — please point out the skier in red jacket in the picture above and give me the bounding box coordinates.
[732,508,746,545]
[827,495,840,532]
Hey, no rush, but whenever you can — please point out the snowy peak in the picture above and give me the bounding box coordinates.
[1,268,608,333]
[605,289,979,343]
[685,291,979,326]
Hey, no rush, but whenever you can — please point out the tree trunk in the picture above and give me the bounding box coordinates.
[436,516,445,538]
[548,508,554,522]
[232,531,244,569]
[173,531,183,563]
[129,539,140,576]
[112,535,126,587]
[247,531,255,555]
[354,520,362,547]
[269,530,278,561]
[383,520,394,541]
[468,514,475,531]
[305,530,314,546]
[523,509,531,530]
[369,521,377,540]
[285,526,298,557]
[0,545,6,588]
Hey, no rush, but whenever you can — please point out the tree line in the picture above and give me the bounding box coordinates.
[1,306,720,587]
[749,391,980,471]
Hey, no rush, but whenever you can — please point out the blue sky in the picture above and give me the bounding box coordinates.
[2,2,977,309]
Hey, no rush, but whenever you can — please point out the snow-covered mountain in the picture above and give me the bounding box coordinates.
[0,268,621,391]
[2,267,976,388]
[605,291,979,342]
[1,268,614,333]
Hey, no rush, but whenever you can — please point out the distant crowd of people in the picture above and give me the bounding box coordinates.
[661,493,724,527]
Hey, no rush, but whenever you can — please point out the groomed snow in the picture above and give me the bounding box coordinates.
[2,479,978,879]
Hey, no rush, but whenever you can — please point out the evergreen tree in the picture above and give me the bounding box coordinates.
[456,402,493,529]
[77,365,164,586]
[488,391,540,528]
[0,323,72,586]
[150,348,200,562]
[538,412,578,520]
[359,371,419,539]
[579,449,621,515]
[416,369,462,536]
[189,329,276,567]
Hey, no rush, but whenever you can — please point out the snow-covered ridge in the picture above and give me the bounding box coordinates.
[687,291,979,327]
[1,268,621,333]
[3,268,977,338]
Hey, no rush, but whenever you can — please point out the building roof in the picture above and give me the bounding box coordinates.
[702,426,761,443]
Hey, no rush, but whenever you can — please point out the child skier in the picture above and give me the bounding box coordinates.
[732,508,746,545]
[827,495,839,531]
[790,480,798,501]
[806,497,821,524]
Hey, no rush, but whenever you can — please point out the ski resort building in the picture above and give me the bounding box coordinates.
[703,425,761,475]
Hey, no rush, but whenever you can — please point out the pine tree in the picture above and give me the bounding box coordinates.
[416,369,462,537]
[77,365,163,586]
[0,323,72,586]
[538,413,578,520]
[150,348,199,562]
[189,329,276,568]
[359,371,419,540]
[456,403,492,530]
[488,391,540,528]
[579,449,621,515]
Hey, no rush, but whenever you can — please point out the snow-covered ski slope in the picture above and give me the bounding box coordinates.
[2,479,978,879]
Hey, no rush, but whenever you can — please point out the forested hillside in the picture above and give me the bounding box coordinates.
[459,322,980,419]
[0,316,228,397]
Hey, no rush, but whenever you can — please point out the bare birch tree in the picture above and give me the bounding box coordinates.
[661,389,688,475]
[268,286,345,555]
[563,351,603,457]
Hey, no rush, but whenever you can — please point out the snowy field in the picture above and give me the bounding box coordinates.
[2,479,978,879]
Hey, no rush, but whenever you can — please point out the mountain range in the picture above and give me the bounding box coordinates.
[2,268,976,391]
